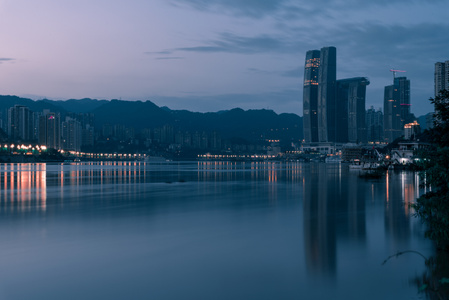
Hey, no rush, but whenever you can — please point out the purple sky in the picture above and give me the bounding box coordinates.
[1,0,448,116]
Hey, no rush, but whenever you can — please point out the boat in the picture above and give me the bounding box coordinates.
[325,156,342,163]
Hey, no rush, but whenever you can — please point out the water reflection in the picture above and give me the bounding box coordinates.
[0,161,434,300]
[0,163,47,212]
[303,164,366,277]
[302,165,427,279]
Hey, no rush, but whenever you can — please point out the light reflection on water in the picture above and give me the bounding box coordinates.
[0,161,433,300]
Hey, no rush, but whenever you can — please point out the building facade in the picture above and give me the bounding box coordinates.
[62,117,82,152]
[303,47,370,146]
[384,85,400,143]
[404,121,420,140]
[303,50,321,143]
[317,46,337,143]
[435,61,449,97]
[336,77,369,143]
[39,111,61,149]
[366,106,383,143]
[7,105,33,142]
[383,77,411,143]
[394,77,411,125]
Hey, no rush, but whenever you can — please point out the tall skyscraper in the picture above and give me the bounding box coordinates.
[383,76,410,143]
[317,46,337,143]
[39,111,61,149]
[303,50,321,143]
[8,105,33,142]
[435,61,449,97]
[302,46,369,147]
[395,77,411,125]
[336,77,369,143]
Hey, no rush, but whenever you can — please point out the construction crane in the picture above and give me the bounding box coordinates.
[389,69,406,79]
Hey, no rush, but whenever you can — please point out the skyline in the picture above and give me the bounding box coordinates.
[1,0,448,116]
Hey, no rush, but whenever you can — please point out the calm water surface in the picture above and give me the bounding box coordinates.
[0,161,434,299]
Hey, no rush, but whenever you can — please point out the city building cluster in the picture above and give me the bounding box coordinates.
[4,107,94,152]
[0,50,447,161]
[0,106,276,159]
[302,46,425,154]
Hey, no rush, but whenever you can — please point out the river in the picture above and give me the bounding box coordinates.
[0,161,434,299]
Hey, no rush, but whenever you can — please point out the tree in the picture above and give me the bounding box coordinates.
[414,90,449,250]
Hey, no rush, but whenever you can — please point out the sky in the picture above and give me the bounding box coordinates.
[0,0,448,117]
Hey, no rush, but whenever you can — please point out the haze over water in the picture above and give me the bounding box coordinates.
[0,162,433,299]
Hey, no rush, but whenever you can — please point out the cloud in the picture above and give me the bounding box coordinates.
[144,51,184,60]
[247,68,273,75]
[282,67,302,78]
[177,46,225,53]
[328,22,449,74]
[170,0,288,18]
[170,0,435,20]
[144,51,173,55]
[0,58,14,63]
[174,32,290,54]
[155,57,184,60]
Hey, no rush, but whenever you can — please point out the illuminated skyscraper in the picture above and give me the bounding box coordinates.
[303,50,320,143]
[302,46,369,148]
[39,111,61,149]
[384,77,410,143]
[395,77,411,125]
[317,46,337,142]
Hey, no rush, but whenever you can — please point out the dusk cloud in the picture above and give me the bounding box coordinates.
[282,67,302,78]
[170,0,288,18]
[1,0,447,116]
[0,58,14,63]
[145,51,173,55]
[170,0,433,20]
[175,32,287,54]
[155,57,184,60]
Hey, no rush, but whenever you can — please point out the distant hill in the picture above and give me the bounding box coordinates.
[0,95,303,142]
[0,95,63,113]
[46,98,109,113]
[417,113,434,130]
[92,99,171,129]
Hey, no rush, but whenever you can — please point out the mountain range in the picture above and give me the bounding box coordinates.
[0,95,303,144]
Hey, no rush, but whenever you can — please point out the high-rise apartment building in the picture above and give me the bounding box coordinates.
[39,111,61,149]
[336,77,369,143]
[62,117,82,152]
[317,46,337,143]
[435,61,449,97]
[366,106,383,143]
[303,50,320,143]
[7,105,33,142]
[383,76,410,143]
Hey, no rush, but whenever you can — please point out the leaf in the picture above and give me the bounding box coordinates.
[440,277,449,284]
[419,284,428,291]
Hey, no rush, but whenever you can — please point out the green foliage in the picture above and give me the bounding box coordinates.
[431,90,449,145]
[414,90,449,249]
[413,250,449,299]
